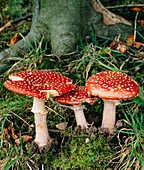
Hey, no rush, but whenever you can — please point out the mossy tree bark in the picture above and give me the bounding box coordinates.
[0,0,133,72]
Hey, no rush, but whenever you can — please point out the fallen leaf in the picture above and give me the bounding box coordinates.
[4,126,18,140]
[0,21,12,33]
[4,128,11,139]
[109,41,118,48]
[15,135,33,145]
[109,35,128,53]
[10,34,19,46]
[7,126,18,139]
[130,7,144,12]
[39,56,43,63]
[56,122,68,130]
[127,35,134,46]
[133,41,144,49]
[138,20,144,27]
[116,43,128,53]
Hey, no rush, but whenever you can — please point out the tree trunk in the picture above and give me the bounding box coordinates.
[0,0,133,72]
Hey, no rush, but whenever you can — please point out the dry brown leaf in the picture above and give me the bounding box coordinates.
[116,44,128,53]
[4,128,11,139]
[15,135,33,145]
[134,41,144,49]
[127,35,134,46]
[4,126,18,139]
[109,35,130,53]
[91,0,132,26]
[56,122,68,130]
[126,35,144,49]
[130,7,144,12]
[8,126,18,139]
[109,41,118,49]
[10,33,19,46]
[138,20,144,27]
[0,21,12,33]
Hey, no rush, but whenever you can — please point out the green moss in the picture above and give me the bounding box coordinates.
[52,134,114,170]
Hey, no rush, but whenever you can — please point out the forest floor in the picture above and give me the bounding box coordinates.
[0,0,144,169]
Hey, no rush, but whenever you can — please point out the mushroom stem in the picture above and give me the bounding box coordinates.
[31,97,47,115]
[101,100,120,133]
[31,97,51,148]
[72,105,88,129]
[34,112,51,148]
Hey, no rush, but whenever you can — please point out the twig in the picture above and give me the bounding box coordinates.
[8,110,34,128]
[134,12,139,41]
[45,106,64,119]
[106,4,144,9]
[26,163,33,170]
[0,13,32,33]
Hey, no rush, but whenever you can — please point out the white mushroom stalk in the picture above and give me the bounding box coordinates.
[31,97,50,148]
[101,100,120,133]
[70,105,88,129]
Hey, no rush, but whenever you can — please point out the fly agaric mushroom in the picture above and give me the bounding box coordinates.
[4,70,76,148]
[55,86,95,129]
[86,71,139,133]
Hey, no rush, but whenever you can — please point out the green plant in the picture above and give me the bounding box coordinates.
[109,106,144,170]
[69,39,142,86]
[4,145,22,170]
[4,36,48,73]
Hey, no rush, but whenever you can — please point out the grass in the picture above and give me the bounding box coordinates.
[109,108,144,170]
[0,0,144,169]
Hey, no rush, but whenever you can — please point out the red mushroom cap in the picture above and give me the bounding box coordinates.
[4,70,76,100]
[8,70,73,84]
[86,71,139,100]
[55,86,95,105]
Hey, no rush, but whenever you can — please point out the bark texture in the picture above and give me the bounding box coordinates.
[0,0,134,72]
